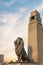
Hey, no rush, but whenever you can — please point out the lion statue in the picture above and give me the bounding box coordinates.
[14,37,31,62]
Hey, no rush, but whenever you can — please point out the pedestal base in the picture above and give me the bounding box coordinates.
[8,62,42,65]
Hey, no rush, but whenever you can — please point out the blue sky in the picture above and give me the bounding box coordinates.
[0,0,43,13]
[0,0,43,62]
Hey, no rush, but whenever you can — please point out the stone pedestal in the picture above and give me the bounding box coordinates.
[9,62,38,65]
[8,62,43,65]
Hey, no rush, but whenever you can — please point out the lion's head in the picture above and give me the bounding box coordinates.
[14,37,24,55]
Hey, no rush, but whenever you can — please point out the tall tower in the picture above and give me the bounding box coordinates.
[28,10,43,64]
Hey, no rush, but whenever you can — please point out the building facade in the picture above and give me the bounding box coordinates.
[0,55,4,63]
[28,10,43,64]
[0,54,7,65]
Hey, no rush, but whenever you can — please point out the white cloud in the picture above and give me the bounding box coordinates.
[32,3,43,12]
[19,8,26,13]
[36,3,43,12]
[0,12,29,61]
[0,0,16,6]
[5,0,16,6]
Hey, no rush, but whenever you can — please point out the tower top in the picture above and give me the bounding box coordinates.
[30,10,41,22]
[31,10,40,16]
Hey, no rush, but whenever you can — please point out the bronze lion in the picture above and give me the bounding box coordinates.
[14,37,31,62]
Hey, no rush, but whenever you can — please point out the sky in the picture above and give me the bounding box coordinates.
[0,0,43,62]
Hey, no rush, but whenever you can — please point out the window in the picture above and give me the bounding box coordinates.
[31,16,35,20]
